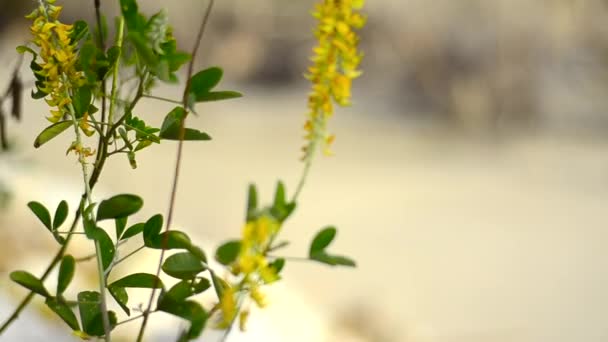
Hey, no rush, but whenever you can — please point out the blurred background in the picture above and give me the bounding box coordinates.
[3,0,608,341]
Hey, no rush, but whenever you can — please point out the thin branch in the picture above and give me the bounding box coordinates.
[113,245,145,267]
[142,94,183,105]
[136,1,215,341]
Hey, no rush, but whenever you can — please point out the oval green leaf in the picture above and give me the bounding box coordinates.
[10,270,49,297]
[189,67,223,100]
[121,222,144,240]
[108,285,130,315]
[162,252,206,280]
[115,217,128,239]
[34,121,72,148]
[91,228,115,271]
[27,201,52,231]
[196,90,242,102]
[145,230,192,250]
[309,226,337,256]
[53,200,69,230]
[77,291,117,336]
[97,194,143,221]
[57,255,75,295]
[246,183,258,221]
[161,278,211,304]
[109,273,164,289]
[215,240,241,266]
[143,214,163,245]
[45,297,80,331]
[158,300,207,339]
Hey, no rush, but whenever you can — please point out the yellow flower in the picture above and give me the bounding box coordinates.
[303,0,366,157]
[27,1,85,123]
[218,286,237,328]
[216,214,282,325]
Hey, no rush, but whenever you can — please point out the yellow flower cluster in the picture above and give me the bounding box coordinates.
[218,215,281,328]
[27,0,85,123]
[304,0,366,157]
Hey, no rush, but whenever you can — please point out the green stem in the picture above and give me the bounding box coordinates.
[67,85,111,342]
[106,16,125,135]
[292,144,315,202]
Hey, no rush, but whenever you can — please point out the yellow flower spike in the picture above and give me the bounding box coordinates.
[26,0,90,154]
[219,287,237,327]
[302,0,365,158]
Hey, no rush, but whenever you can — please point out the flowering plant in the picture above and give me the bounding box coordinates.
[0,0,365,340]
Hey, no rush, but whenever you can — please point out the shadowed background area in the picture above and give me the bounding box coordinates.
[2,1,608,341]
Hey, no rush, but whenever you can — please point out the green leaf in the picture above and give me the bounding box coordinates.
[10,271,50,297]
[308,227,355,267]
[159,294,207,339]
[109,273,164,289]
[16,45,37,56]
[72,86,92,118]
[269,258,286,274]
[161,278,211,304]
[189,67,223,100]
[121,222,144,240]
[128,32,158,68]
[70,20,89,44]
[34,121,72,148]
[146,230,192,250]
[309,226,337,256]
[215,240,241,266]
[115,217,128,239]
[158,300,207,339]
[246,184,258,221]
[161,128,212,141]
[57,255,75,296]
[143,214,163,245]
[91,228,115,271]
[119,0,138,27]
[82,203,98,238]
[196,91,242,102]
[309,252,356,267]
[211,272,229,300]
[27,201,52,231]
[159,107,211,141]
[45,297,80,331]
[108,285,130,315]
[187,245,208,263]
[162,252,206,280]
[270,181,296,222]
[273,181,287,210]
[97,194,143,221]
[53,200,69,230]
[106,46,120,72]
[77,291,117,336]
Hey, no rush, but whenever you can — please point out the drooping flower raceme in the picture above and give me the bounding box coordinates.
[303,0,366,157]
[27,0,85,123]
[218,215,282,328]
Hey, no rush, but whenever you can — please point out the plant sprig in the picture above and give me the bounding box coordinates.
[1,0,364,340]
